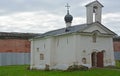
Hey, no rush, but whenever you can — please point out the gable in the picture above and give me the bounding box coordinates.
[81,22,116,35]
[83,24,107,33]
[86,1,104,7]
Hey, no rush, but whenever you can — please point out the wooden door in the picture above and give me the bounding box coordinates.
[97,52,103,67]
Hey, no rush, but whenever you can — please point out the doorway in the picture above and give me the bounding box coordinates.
[97,52,103,67]
[91,52,96,67]
[91,51,103,67]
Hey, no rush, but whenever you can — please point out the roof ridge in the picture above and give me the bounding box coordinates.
[34,23,88,38]
[42,23,87,34]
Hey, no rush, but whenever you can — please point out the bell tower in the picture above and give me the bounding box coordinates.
[86,0,103,24]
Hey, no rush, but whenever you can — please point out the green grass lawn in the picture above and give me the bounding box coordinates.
[0,65,120,76]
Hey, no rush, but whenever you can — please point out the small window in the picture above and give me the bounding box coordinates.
[40,54,44,60]
[92,33,97,43]
[82,58,87,64]
[37,48,39,52]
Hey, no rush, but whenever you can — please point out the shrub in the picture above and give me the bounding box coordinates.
[78,65,89,71]
[27,66,30,70]
[67,65,88,71]
[44,64,50,71]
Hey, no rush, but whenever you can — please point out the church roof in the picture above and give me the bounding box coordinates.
[35,23,88,38]
[34,22,116,39]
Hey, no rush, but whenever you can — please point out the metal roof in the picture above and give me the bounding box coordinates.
[35,23,88,38]
[34,22,116,39]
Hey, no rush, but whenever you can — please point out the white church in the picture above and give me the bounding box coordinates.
[30,0,116,70]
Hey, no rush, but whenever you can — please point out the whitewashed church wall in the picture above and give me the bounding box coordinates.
[76,34,115,67]
[30,33,115,69]
[31,38,57,69]
[86,6,93,24]
[54,35,76,67]
[31,39,46,69]
[30,40,34,69]
[48,38,56,66]
[34,39,46,51]
[45,38,55,66]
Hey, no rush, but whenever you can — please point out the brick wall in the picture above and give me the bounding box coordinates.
[0,39,30,53]
[113,41,120,52]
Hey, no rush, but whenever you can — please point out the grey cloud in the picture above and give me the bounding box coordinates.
[0,0,92,16]
[0,0,119,16]
[0,0,120,35]
[105,22,120,35]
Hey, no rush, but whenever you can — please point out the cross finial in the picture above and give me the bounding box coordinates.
[65,3,70,11]
[65,3,70,14]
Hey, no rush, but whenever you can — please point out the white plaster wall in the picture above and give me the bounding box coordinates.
[76,34,115,67]
[52,34,76,70]
[86,6,93,24]
[30,40,34,69]
[48,38,56,67]
[30,30,115,70]
[30,38,47,69]
[95,7,102,23]
[30,37,60,69]
[45,38,55,67]
[30,35,77,70]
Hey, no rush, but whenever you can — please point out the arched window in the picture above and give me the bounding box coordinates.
[93,6,98,13]
[40,54,44,60]
[82,58,87,64]
[92,33,97,43]
[93,6,98,22]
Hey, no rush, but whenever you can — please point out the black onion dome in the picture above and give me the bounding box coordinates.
[64,13,73,23]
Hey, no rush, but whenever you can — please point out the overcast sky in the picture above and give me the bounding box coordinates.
[0,0,120,35]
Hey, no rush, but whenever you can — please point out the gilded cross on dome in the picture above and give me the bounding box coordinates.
[65,3,70,11]
[65,3,70,14]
